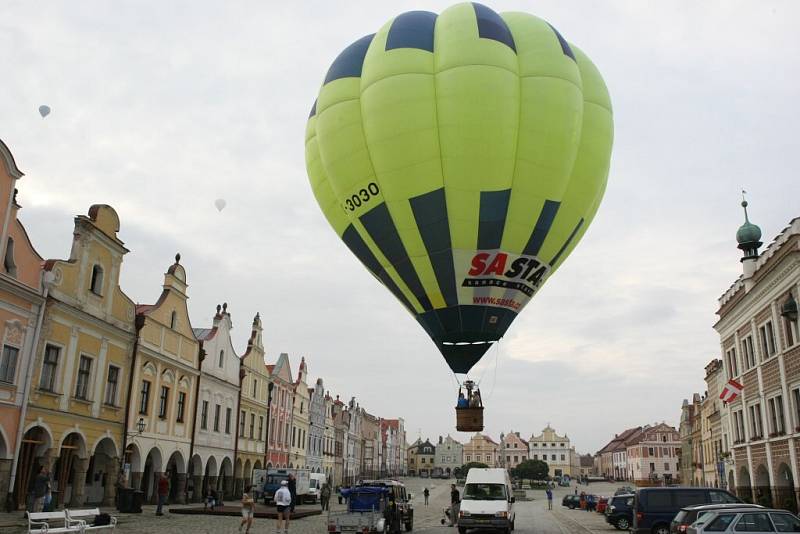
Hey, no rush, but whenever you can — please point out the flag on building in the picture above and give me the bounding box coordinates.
[720,379,743,403]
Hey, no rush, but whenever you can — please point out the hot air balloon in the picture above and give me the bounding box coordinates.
[305,3,613,430]
[214,198,226,212]
[38,105,51,118]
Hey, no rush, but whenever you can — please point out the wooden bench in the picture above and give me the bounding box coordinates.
[28,510,80,533]
[65,508,117,532]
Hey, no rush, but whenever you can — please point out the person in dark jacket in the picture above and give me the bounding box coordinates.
[449,484,460,527]
[287,474,297,512]
[384,495,402,534]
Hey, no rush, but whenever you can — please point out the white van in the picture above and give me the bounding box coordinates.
[308,473,327,503]
[457,468,515,534]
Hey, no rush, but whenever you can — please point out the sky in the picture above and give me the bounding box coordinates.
[2,1,799,454]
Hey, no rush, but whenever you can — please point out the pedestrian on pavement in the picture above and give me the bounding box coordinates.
[30,466,49,512]
[275,480,292,534]
[423,488,430,506]
[449,484,460,527]
[156,472,169,516]
[320,483,331,511]
[545,488,553,510]
[288,473,297,513]
[240,485,255,534]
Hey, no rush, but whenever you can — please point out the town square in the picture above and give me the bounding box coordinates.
[1,1,800,534]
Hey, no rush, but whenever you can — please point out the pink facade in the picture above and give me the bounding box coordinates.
[266,353,293,468]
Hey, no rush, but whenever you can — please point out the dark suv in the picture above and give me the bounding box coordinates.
[606,494,635,530]
[562,495,581,509]
[669,503,762,533]
[633,487,740,534]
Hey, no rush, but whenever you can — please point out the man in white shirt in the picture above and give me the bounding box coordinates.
[275,480,292,534]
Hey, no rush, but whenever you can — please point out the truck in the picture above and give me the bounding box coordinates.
[254,468,310,504]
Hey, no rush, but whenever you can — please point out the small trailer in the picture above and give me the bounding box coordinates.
[327,486,389,534]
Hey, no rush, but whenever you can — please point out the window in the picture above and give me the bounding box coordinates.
[649,462,655,473]
[560,454,565,461]
[0,345,19,383]
[40,344,60,391]
[75,355,92,400]
[225,407,232,434]
[784,315,798,348]
[90,265,104,296]
[252,379,258,397]
[213,404,221,431]
[201,400,208,429]
[139,380,151,414]
[170,311,177,329]
[104,365,119,405]
[466,455,471,462]
[759,322,777,359]
[158,386,169,418]
[533,454,538,460]
[300,402,304,414]
[742,336,756,369]
[664,463,670,471]
[177,392,186,422]
[749,403,763,438]
[218,350,224,368]
[649,447,655,456]
[734,410,746,442]
[704,513,736,531]
[421,458,426,464]
[726,347,739,378]
[250,413,255,438]
[675,490,707,507]
[551,454,556,461]
[259,416,264,440]
[768,396,786,435]
[4,237,17,276]
[292,427,296,447]
[239,410,246,437]
[710,491,740,504]
[735,512,774,532]
[770,512,800,532]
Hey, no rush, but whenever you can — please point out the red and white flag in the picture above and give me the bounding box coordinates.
[720,379,743,403]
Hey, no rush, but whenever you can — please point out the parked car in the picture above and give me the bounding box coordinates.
[633,487,741,534]
[562,495,581,509]
[616,486,635,496]
[687,508,800,533]
[596,497,609,514]
[606,494,635,531]
[670,503,763,533]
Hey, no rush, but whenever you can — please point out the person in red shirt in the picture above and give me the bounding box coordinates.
[156,472,170,516]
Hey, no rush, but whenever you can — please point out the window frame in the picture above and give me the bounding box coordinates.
[90,264,104,296]
[40,343,62,392]
[225,407,232,434]
[742,335,756,369]
[75,354,93,400]
[104,365,120,406]
[213,403,221,432]
[200,400,209,429]
[158,386,169,419]
[139,380,151,415]
[0,344,20,384]
[176,391,186,423]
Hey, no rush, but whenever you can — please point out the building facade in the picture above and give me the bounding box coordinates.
[360,411,380,479]
[464,433,499,468]
[16,205,136,509]
[192,303,240,500]
[500,431,528,469]
[716,212,800,509]
[126,254,199,504]
[0,140,46,508]
[625,423,680,484]
[237,313,269,496]
[381,419,405,477]
[307,378,325,475]
[322,392,336,481]
[434,435,463,477]
[407,438,435,477]
[266,353,293,469]
[528,425,572,477]
[289,357,310,469]
[701,359,726,488]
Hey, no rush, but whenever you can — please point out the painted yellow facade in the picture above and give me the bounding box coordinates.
[290,357,310,469]
[20,205,136,508]
[125,254,199,504]
[236,312,269,493]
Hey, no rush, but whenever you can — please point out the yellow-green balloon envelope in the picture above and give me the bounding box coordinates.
[306,3,613,374]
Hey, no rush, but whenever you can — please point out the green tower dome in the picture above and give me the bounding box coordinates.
[736,200,762,245]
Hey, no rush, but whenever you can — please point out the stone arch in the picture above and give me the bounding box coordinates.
[165,451,186,503]
[254,460,262,471]
[91,435,119,458]
[13,425,53,509]
[755,464,772,507]
[289,462,294,468]
[166,450,186,474]
[142,447,164,502]
[737,466,753,502]
[205,456,218,477]
[124,442,142,473]
[53,432,89,507]
[775,463,796,513]
[266,462,272,469]
[86,437,118,505]
[220,456,234,497]
[58,429,89,459]
[235,458,243,479]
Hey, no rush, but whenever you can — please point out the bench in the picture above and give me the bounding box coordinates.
[66,508,116,532]
[28,510,78,533]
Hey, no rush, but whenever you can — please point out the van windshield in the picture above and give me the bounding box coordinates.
[463,483,507,501]
[310,480,318,489]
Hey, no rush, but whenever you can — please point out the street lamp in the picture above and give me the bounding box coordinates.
[135,417,146,435]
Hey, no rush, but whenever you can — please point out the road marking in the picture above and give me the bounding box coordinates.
[551,510,603,534]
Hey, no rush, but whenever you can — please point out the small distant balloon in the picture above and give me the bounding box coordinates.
[214,198,226,212]
[38,105,51,118]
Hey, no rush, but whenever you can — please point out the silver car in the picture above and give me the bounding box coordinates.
[688,508,800,533]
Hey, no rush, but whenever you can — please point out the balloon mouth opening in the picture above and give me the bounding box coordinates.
[442,340,493,346]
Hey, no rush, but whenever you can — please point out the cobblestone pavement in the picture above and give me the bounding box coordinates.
[7,478,632,534]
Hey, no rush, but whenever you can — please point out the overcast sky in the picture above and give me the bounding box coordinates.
[2,1,799,454]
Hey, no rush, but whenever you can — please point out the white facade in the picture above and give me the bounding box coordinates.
[192,303,241,498]
[308,378,325,474]
[434,435,463,476]
[528,425,574,477]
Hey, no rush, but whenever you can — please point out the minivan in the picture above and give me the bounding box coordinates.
[633,487,741,534]
[458,468,515,534]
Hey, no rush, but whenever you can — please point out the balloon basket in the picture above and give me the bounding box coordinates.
[456,407,484,432]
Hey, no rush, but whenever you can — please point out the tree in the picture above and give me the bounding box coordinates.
[512,459,548,481]
[454,462,489,478]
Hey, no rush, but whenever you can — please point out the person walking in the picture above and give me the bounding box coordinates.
[449,484,460,527]
[30,466,50,512]
[545,488,553,510]
[320,483,331,511]
[240,485,255,534]
[287,474,297,513]
[156,472,169,516]
[275,480,292,534]
[423,487,429,506]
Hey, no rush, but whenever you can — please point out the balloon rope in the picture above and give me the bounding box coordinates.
[483,341,501,402]
[449,370,462,393]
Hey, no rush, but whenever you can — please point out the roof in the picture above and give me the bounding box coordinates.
[192,327,217,341]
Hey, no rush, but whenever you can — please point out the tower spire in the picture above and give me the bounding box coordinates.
[736,192,762,288]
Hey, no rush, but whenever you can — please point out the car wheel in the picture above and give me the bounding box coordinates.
[616,517,630,530]
[652,525,669,534]
[458,528,467,534]
[510,520,515,531]
[568,503,575,509]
